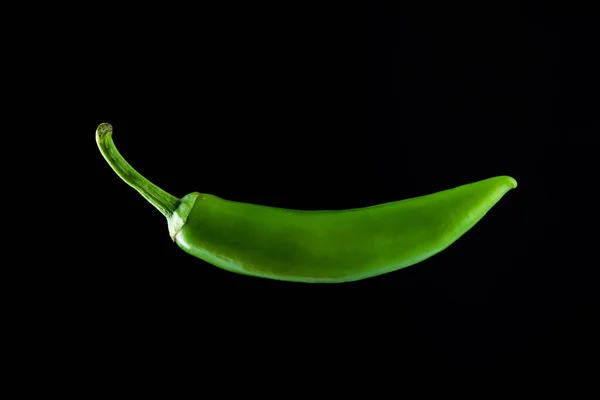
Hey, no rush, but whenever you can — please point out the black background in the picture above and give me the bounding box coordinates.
[55,5,598,379]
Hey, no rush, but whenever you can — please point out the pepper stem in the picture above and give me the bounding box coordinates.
[96,123,180,218]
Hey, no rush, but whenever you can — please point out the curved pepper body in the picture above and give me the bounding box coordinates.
[173,176,516,283]
[96,123,517,284]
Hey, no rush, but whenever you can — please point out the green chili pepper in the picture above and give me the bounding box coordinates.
[96,123,516,283]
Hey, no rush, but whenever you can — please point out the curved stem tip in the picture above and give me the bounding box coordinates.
[96,123,180,218]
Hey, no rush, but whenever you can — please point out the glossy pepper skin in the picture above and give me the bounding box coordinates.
[96,123,517,283]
